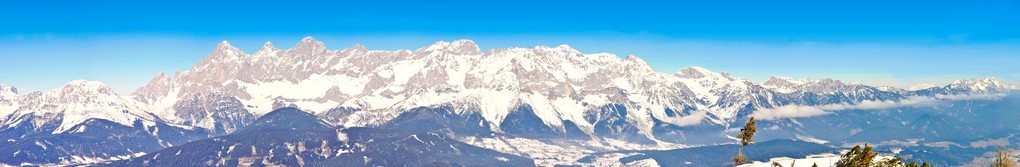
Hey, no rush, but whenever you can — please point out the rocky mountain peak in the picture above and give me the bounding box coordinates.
[346,44,368,54]
[0,84,16,97]
[291,36,327,54]
[907,83,938,91]
[419,39,481,55]
[675,66,714,79]
[762,76,813,93]
[254,41,280,55]
[766,76,811,85]
[208,40,245,60]
[132,72,173,100]
[948,77,1010,92]
[152,72,170,82]
[554,44,579,53]
[57,80,117,96]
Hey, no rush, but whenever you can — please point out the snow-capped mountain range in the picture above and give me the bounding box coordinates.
[0,80,158,134]
[0,37,1014,144]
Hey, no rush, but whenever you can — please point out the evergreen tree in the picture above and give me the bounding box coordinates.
[836,144,877,167]
[993,148,1019,167]
[737,117,758,146]
[836,143,933,167]
[734,117,757,166]
[734,153,750,166]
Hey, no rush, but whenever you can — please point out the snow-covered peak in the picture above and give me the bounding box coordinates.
[35,80,122,105]
[792,78,865,93]
[291,36,327,53]
[906,83,938,91]
[0,84,17,113]
[554,44,580,54]
[348,44,367,53]
[7,80,157,133]
[336,44,369,56]
[419,39,481,55]
[56,80,118,96]
[132,72,173,101]
[948,77,1010,92]
[763,77,811,87]
[255,41,280,55]
[675,66,717,79]
[124,37,1015,145]
[209,40,244,60]
[761,76,815,93]
[0,84,16,97]
[152,72,170,82]
[214,40,236,51]
[146,72,171,88]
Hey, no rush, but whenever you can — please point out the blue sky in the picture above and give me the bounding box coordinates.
[1,0,1019,94]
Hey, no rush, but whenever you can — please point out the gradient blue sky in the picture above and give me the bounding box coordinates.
[1,0,1019,94]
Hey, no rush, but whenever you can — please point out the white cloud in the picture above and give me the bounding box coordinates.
[969,137,1010,148]
[662,110,708,126]
[752,93,1006,120]
[751,105,831,120]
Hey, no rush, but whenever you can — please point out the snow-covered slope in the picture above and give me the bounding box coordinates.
[762,77,812,93]
[0,37,1014,166]
[0,80,156,134]
[945,77,1011,93]
[131,37,713,139]
[0,85,18,117]
[0,37,1011,145]
[123,37,1013,143]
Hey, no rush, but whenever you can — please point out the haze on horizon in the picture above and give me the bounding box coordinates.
[1,0,1019,94]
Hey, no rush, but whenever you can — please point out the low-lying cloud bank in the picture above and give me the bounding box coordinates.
[752,93,1007,120]
[660,110,708,126]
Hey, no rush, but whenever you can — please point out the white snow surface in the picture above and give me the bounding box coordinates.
[738,153,897,167]
[0,80,157,134]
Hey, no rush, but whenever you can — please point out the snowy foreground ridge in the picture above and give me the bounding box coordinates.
[0,37,1013,143]
[737,153,896,167]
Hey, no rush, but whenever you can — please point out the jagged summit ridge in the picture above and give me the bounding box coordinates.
[1,37,1011,146]
[0,85,16,97]
[420,39,481,55]
[2,80,157,134]
[948,77,1010,92]
[123,37,1014,142]
[254,41,280,56]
